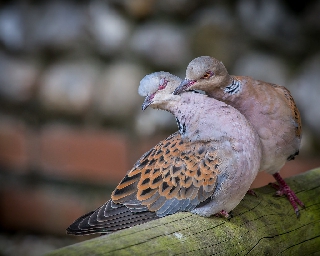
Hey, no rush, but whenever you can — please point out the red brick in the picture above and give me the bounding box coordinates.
[0,185,107,236]
[0,118,31,172]
[251,156,320,188]
[37,125,129,184]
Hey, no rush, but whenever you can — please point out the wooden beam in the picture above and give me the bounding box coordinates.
[47,168,320,255]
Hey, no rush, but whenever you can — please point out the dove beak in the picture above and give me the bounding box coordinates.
[141,94,154,111]
[173,79,195,95]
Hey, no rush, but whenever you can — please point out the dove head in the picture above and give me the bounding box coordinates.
[173,56,230,95]
[139,72,181,111]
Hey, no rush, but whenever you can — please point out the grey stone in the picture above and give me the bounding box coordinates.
[88,1,130,56]
[0,53,39,102]
[0,4,24,51]
[130,22,190,68]
[236,0,301,52]
[94,62,146,118]
[232,52,289,86]
[27,1,85,51]
[39,61,100,114]
[189,5,241,67]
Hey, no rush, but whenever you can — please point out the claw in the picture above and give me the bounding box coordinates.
[215,210,232,219]
[272,173,305,217]
[247,189,257,197]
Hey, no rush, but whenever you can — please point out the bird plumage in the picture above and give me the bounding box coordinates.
[173,56,304,216]
[67,71,261,235]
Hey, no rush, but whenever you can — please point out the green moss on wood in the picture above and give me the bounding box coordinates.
[47,168,320,256]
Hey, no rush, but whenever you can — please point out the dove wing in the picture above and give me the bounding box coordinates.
[112,131,222,217]
[67,131,223,235]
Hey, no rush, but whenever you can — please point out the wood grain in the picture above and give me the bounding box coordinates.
[47,168,320,256]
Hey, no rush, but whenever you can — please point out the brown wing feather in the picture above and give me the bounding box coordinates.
[68,132,223,235]
[66,200,159,235]
[272,84,302,138]
[111,131,222,217]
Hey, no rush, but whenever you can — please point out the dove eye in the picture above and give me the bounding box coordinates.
[202,71,214,79]
[158,78,169,90]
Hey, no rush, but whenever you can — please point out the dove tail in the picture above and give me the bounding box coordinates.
[66,200,159,235]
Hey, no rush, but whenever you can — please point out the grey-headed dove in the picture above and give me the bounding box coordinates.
[174,56,304,216]
[66,72,261,235]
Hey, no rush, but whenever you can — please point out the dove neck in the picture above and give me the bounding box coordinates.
[205,76,243,105]
[167,93,228,142]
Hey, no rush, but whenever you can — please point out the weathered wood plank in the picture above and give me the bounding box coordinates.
[47,168,320,256]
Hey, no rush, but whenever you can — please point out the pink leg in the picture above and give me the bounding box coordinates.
[272,172,305,217]
[247,189,257,197]
[215,210,231,219]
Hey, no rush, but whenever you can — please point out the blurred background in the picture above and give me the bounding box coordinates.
[0,0,320,255]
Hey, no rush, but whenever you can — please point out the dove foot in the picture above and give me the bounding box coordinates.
[246,189,257,197]
[271,172,305,217]
[215,210,232,219]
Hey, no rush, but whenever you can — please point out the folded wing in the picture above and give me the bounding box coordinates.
[67,131,223,235]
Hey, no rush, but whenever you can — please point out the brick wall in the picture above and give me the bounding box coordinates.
[1,0,320,240]
[0,116,176,236]
[1,116,320,237]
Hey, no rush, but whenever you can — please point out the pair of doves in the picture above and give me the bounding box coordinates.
[67,56,303,235]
